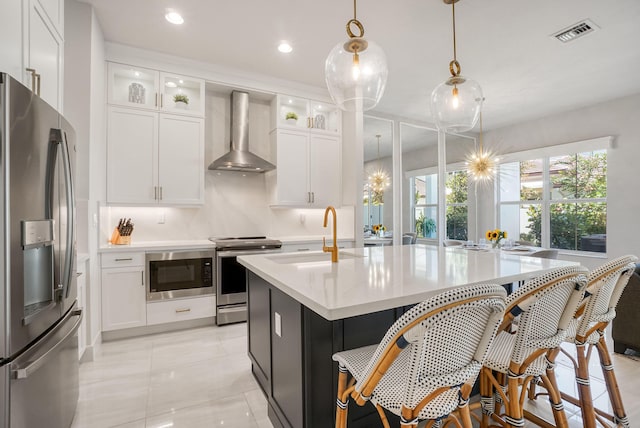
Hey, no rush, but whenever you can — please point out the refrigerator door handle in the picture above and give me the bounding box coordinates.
[12,309,83,379]
[60,133,76,298]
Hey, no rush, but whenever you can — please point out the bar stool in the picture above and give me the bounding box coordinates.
[476,265,588,428]
[528,255,637,428]
[332,283,507,428]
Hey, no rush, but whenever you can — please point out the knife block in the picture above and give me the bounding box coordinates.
[109,228,132,245]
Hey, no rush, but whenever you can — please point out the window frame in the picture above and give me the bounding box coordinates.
[495,137,611,255]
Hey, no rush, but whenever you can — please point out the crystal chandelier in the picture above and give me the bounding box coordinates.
[324,0,388,111]
[430,0,483,132]
[466,112,498,181]
[368,134,390,193]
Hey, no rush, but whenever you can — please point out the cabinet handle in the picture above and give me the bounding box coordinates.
[141,271,144,286]
[114,258,133,262]
[311,192,315,203]
[160,93,163,108]
[25,68,41,96]
[175,308,191,313]
[159,186,163,200]
[297,248,310,252]
[155,93,158,107]
[310,117,314,128]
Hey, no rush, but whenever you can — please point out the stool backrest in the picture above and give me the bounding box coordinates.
[505,265,588,365]
[576,255,638,338]
[353,284,507,408]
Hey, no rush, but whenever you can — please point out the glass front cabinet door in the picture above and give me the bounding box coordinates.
[107,62,205,117]
[272,94,341,135]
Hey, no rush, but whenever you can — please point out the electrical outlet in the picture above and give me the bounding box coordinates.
[274,312,282,337]
[158,212,165,224]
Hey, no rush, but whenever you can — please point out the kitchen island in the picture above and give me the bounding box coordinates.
[238,245,579,428]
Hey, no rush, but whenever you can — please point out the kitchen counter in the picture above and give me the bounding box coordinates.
[98,240,215,253]
[239,244,580,428]
[275,235,354,245]
[238,244,578,321]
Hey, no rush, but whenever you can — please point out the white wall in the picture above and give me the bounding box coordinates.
[64,0,106,355]
[481,93,640,268]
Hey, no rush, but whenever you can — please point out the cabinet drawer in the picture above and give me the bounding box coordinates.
[101,252,144,268]
[281,243,322,253]
[146,296,215,326]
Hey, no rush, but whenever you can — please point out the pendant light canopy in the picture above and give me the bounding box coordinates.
[368,134,391,194]
[325,0,388,112]
[466,111,498,182]
[430,0,483,132]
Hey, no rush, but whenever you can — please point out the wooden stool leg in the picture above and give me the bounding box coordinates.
[596,335,630,427]
[543,348,569,427]
[505,375,524,428]
[400,406,418,428]
[479,367,494,428]
[539,374,569,428]
[335,365,349,428]
[456,383,473,428]
[575,343,597,428]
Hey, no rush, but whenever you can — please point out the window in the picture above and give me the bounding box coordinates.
[410,170,468,240]
[498,149,607,253]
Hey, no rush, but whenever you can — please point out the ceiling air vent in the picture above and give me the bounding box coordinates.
[552,19,598,43]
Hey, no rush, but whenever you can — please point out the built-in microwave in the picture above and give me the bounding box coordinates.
[146,250,214,301]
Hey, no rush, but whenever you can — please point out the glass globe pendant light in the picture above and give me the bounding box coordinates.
[430,0,483,132]
[325,0,388,112]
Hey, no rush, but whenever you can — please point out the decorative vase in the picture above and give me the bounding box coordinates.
[492,240,501,249]
[175,101,188,109]
[286,118,297,124]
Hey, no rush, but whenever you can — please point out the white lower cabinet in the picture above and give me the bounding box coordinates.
[147,296,215,326]
[101,253,146,331]
[100,251,215,333]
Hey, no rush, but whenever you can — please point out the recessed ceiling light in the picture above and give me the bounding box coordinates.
[165,10,184,25]
[179,79,184,84]
[165,81,177,88]
[278,42,293,53]
[134,71,140,77]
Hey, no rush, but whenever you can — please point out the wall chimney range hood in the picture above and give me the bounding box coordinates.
[208,90,275,172]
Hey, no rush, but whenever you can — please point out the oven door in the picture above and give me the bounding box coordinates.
[146,251,214,301]
[216,248,281,306]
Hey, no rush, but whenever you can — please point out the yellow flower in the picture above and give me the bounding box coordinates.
[491,231,498,240]
[485,230,492,240]
[503,231,508,239]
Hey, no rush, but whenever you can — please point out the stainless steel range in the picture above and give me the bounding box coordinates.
[209,236,282,325]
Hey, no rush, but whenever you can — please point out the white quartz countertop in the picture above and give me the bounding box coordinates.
[276,235,354,244]
[99,240,215,253]
[238,244,580,321]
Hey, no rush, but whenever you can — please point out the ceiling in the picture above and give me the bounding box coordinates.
[82,0,640,133]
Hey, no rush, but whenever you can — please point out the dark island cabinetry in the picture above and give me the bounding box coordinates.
[247,271,404,428]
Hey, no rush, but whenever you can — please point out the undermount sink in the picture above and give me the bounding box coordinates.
[267,252,363,265]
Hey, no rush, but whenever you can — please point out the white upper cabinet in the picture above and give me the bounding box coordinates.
[271,94,341,135]
[107,106,204,205]
[23,0,63,111]
[268,129,341,207]
[107,62,205,117]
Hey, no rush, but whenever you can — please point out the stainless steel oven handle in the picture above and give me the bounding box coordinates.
[218,305,246,314]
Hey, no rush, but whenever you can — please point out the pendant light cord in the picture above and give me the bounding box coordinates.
[353,0,357,21]
[452,1,457,63]
[478,112,484,154]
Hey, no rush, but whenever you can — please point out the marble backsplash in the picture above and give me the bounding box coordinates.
[99,172,354,245]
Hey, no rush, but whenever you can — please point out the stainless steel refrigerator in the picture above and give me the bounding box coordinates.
[0,73,82,428]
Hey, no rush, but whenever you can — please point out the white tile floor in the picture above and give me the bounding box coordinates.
[71,323,640,428]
